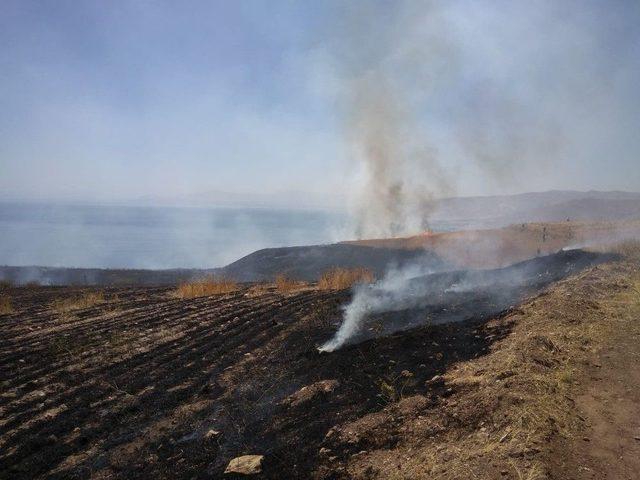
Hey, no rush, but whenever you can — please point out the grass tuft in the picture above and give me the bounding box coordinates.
[174,276,238,299]
[608,239,640,262]
[51,291,105,313]
[275,274,303,293]
[0,295,14,315]
[318,267,375,290]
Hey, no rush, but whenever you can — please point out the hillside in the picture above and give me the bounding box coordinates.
[1,246,638,479]
[430,190,640,229]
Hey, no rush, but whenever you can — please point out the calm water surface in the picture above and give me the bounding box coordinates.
[0,203,350,269]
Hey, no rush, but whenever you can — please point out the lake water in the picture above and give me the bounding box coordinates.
[0,202,350,269]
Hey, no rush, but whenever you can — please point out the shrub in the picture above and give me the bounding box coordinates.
[318,267,375,290]
[51,291,105,313]
[174,276,238,299]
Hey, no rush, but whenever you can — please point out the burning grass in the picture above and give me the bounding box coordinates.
[0,295,13,315]
[317,267,375,290]
[52,291,105,313]
[174,276,238,299]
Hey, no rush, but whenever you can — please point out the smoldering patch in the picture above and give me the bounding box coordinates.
[320,249,615,351]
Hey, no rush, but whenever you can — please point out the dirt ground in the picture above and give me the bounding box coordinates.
[1,247,639,479]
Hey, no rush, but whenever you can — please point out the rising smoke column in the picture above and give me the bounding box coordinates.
[321,0,638,351]
[335,1,456,239]
[320,262,435,352]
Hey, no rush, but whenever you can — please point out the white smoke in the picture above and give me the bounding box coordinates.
[326,0,640,239]
[319,260,436,352]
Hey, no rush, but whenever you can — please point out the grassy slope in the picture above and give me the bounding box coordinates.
[318,246,640,479]
[344,220,640,269]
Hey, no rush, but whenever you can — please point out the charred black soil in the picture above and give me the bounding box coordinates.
[0,249,636,480]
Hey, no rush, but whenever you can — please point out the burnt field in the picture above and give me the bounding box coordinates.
[0,250,616,479]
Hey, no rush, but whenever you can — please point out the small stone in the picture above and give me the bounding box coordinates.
[224,455,264,475]
[204,429,220,440]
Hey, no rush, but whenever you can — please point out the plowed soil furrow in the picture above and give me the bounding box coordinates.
[0,288,230,349]
[0,290,329,454]
[0,292,284,417]
[2,290,324,427]
[0,286,338,477]
[0,291,252,380]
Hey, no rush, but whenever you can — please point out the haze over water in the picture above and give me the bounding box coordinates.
[0,202,349,270]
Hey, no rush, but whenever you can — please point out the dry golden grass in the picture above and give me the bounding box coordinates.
[0,295,13,315]
[51,291,105,313]
[607,239,640,262]
[174,276,238,299]
[317,267,375,290]
[274,273,304,293]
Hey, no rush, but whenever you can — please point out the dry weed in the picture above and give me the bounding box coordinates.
[0,295,14,315]
[51,291,105,313]
[174,276,238,299]
[318,267,375,290]
[608,239,640,262]
[275,274,303,293]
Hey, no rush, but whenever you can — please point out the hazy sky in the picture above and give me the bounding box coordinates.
[1,0,639,206]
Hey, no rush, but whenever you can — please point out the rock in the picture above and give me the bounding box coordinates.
[204,429,220,440]
[224,455,264,475]
[319,447,331,456]
[282,380,339,407]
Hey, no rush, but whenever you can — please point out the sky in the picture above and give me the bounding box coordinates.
[1,0,639,207]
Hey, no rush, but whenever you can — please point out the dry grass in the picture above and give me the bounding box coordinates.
[607,239,640,262]
[0,280,12,290]
[174,276,238,299]
[274,274,304,293]
[0,295,13,315]
[318,267,375,290]
[51,291,105,313]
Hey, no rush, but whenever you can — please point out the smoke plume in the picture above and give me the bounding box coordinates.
[321,0,640,349]
[328,0,638,238]
[320,260,436,352]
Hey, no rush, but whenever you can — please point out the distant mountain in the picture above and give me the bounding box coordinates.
[430,190,640,229]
